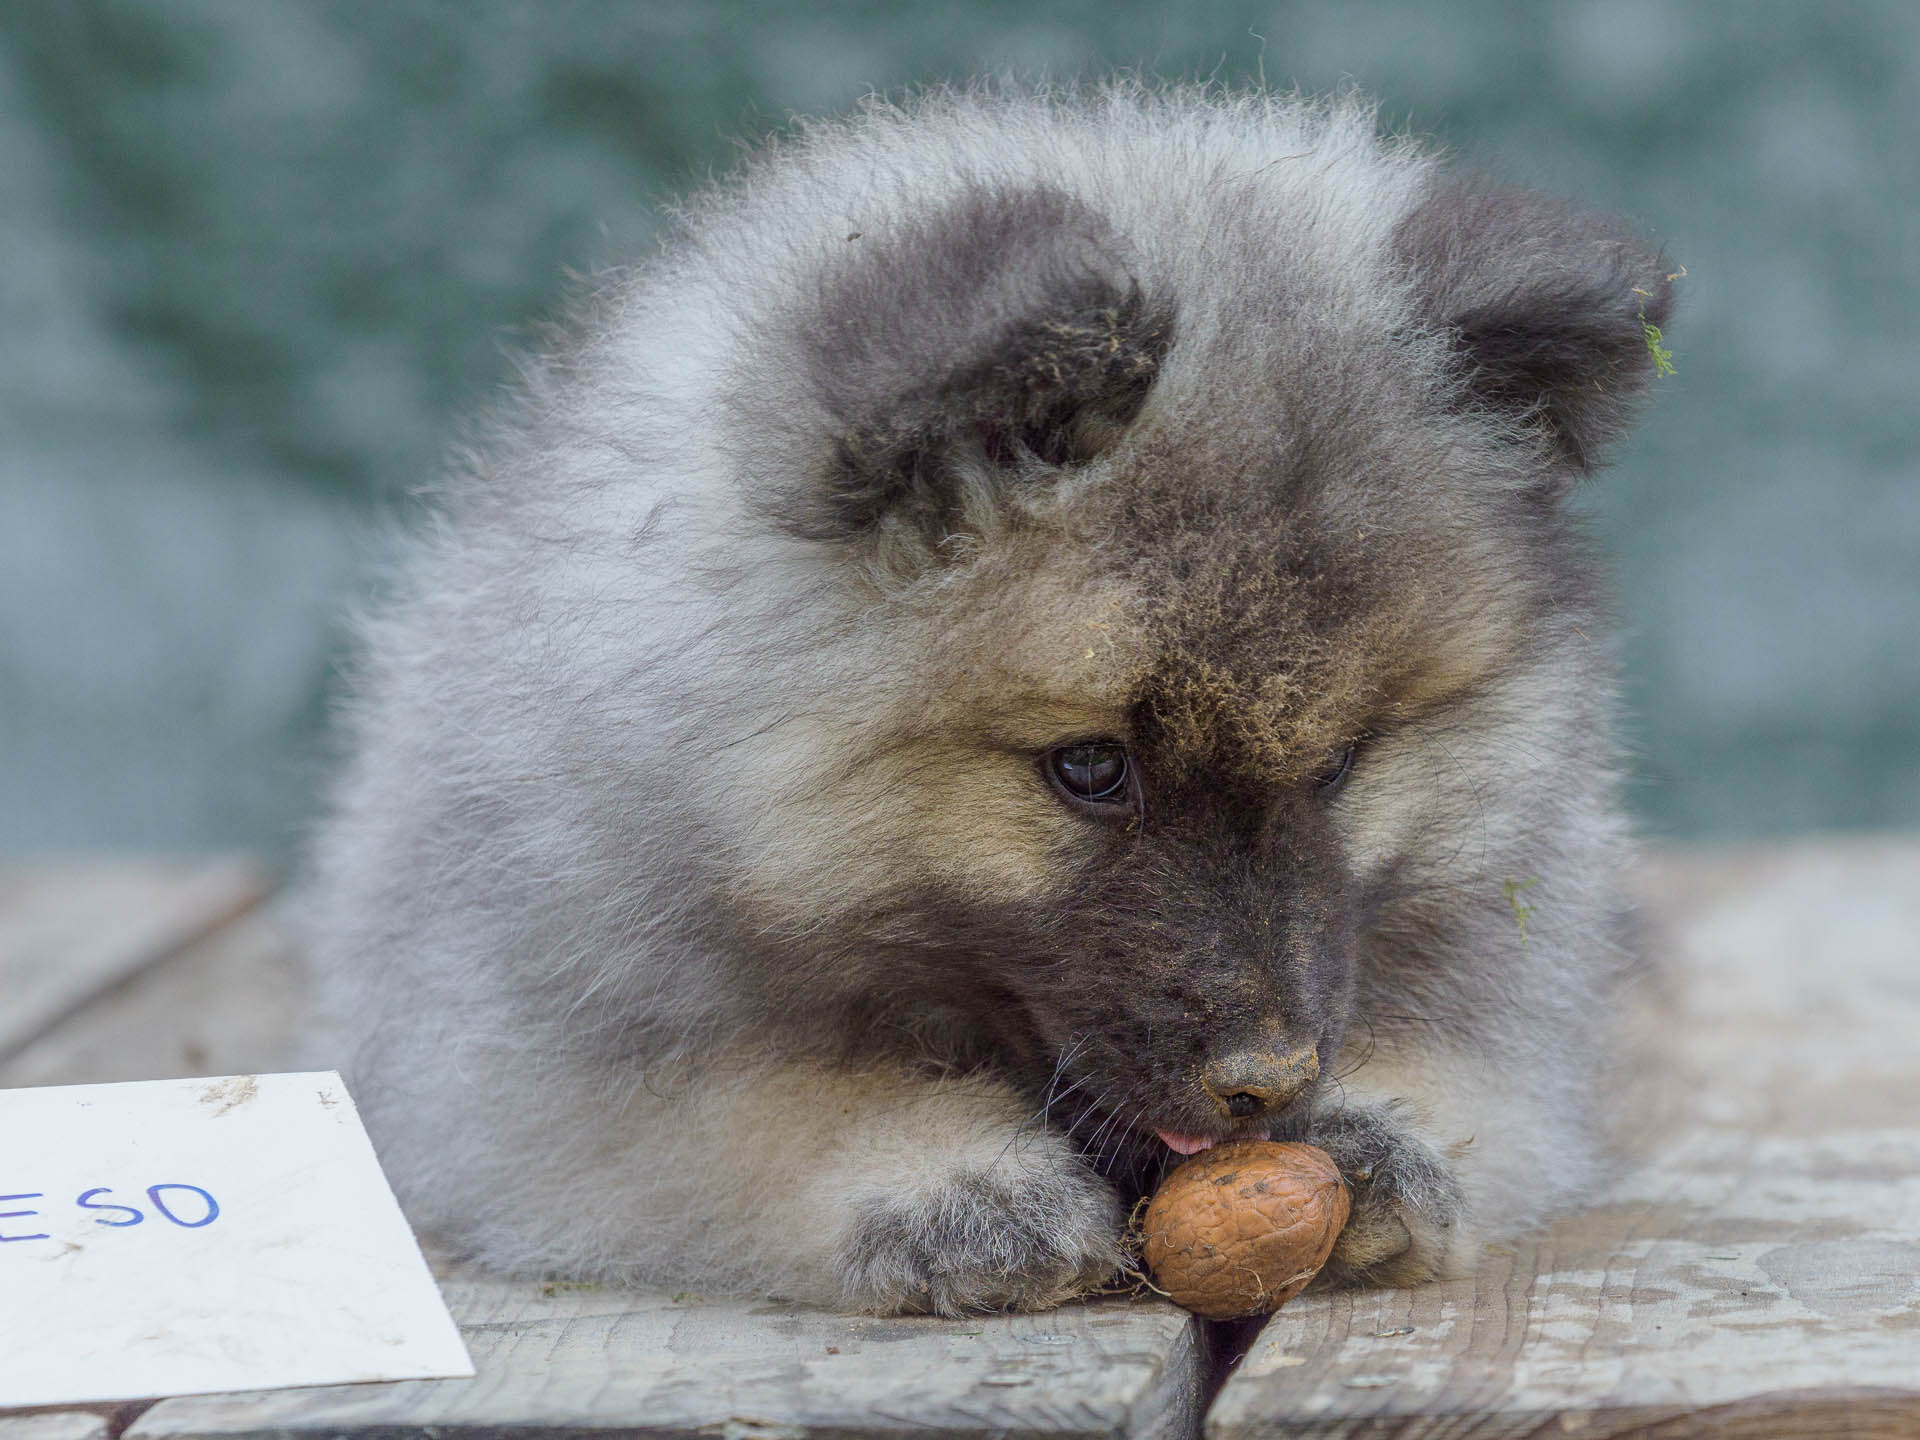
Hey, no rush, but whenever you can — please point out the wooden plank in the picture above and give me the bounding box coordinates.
[0,908,301,1089]
[0,1416,111,1440]
[1207,839,1920,1438]
[0,859,266,1061]
[0,1420,111,1440]
[127,1273,1209,1440]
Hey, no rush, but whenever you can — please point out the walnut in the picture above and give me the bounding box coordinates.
[1142,1141,1349,1320]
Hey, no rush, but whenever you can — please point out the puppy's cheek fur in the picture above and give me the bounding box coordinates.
[1333,650,1601,882]
[754,750,1086,913]
[714,568,1146,919]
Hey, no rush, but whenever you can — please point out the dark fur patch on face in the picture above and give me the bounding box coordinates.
[1395,180,1676,472]
[1112,398,1495,797]
[790,184,1173,541]
[725,780,1363,1200]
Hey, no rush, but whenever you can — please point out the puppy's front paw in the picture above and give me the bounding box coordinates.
[1310,1105,1465,1288]
[835,1148,1125,1316]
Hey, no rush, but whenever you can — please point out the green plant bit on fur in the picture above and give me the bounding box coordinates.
[1502,878,1539,946]
[1641,315,1676,377]
[1634,269,1683,378]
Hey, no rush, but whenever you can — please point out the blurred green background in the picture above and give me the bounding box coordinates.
[2,0,1916,861]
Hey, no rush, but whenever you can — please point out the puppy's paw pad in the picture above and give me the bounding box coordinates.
[836,1160,1124,1316]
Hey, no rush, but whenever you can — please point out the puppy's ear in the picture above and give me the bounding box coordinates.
[1396,180,1675,472]
[795,185,1171,540]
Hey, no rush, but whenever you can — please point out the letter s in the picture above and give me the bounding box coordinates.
[77,1187,145,1227]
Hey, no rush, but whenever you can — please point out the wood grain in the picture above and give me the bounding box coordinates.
[0,859,265,1062]
[0,909,301,1088]
[1207,840,1920,1438]
[0,1416,110,1440]
[127,1274,1208,1440]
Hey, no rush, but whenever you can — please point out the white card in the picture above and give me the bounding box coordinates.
[0,1072,473,1407]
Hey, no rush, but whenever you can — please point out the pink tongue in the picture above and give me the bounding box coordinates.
[1156,1129,1218,1156]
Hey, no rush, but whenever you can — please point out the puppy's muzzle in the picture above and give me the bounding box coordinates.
[1201,1047,1320,1119]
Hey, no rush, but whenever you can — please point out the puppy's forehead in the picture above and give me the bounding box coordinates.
[904,538,1148,743]
[1129,539,1401,783]
[907,396,1531,775]
[1108,426,1529,786]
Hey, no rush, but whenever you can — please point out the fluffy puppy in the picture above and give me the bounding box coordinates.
[299,84,1675,1315]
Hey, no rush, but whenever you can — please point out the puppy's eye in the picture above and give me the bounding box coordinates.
[1317,742,1359,793]
[1046,744,1132,808]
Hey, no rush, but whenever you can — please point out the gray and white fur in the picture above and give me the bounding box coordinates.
[299,83,1674,1315]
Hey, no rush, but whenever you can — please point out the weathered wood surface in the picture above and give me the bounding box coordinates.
[4,842,1918,1437]
[0,858,265,1062]
[127,1276,1208,1440]
[1208,840,1920,1438]
[0,907,300,1089]
[0,1415,111,1440]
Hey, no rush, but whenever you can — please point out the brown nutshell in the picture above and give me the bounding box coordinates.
[1142,1140,1350,1320]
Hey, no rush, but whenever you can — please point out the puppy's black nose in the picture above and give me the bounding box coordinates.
[1201,1047,1319,1119]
